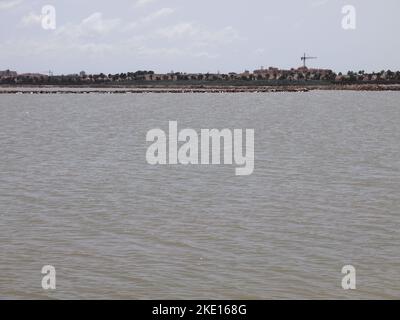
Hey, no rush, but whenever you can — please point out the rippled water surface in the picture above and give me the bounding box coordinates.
[0,91,399,299]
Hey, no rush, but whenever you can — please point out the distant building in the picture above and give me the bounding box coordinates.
[254,67,279,74]
[0,70,17,78]
[253,66,334,81]
[19,73,48,79]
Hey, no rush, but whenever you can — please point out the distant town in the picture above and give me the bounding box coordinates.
[1,66,400,87]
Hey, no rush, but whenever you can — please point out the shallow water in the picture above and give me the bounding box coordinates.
[0,91,399,299]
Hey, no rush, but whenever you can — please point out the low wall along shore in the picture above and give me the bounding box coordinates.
[1,84,400,94]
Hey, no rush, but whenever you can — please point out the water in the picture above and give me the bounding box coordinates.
[0,91,399,299]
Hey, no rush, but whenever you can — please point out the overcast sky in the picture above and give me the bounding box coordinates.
[0,0,399,74]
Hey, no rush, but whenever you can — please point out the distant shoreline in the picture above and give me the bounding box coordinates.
[1,83,400,94]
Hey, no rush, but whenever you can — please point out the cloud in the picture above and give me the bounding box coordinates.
[156,23,240,46]
[123,7,175,31]
[156,22,197,38]
[254,48,265,55]
[310,0,329,8]
[57,12,121,38]
[193,51,219,59]
[0,0,22,10]
[58,8,174,37]
[81,12,121,34]
[3,8,242,69]
[142,7,175,23]
[135,0,158,8]
[20,12,42,26]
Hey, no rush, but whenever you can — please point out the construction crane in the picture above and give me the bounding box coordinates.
[301,53,317,68]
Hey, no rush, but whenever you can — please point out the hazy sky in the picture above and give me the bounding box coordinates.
[0,0,399,74]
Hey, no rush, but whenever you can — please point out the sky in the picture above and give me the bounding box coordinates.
[0,0,399,74]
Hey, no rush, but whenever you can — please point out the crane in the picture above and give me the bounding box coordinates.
[301,53,317,68]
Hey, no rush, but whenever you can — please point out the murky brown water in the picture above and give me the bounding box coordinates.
[0,91,399,299]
